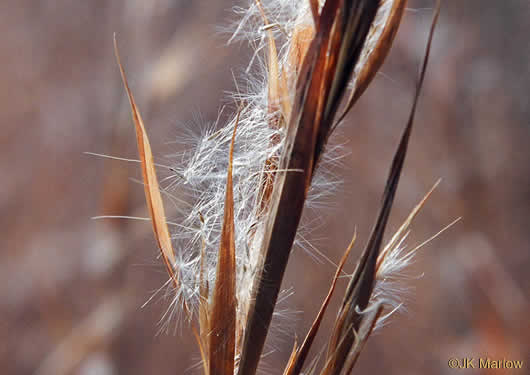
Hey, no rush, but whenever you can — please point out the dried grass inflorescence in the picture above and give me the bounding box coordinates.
[115,1,444,374]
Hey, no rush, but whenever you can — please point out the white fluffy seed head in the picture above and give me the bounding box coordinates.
[165,102,281,313]
[161,0,322,323]
[158,0,410,331]
[372,232,417,327]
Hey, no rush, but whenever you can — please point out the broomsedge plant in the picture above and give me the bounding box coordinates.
[114,0,449,374]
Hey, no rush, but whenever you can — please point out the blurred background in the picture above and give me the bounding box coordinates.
[1,1,528,374]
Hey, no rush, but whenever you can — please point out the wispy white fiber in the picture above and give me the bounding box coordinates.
[161,0,330,322]
[372,231,418,327]
[157,0,409,332]
[370,214,460,328]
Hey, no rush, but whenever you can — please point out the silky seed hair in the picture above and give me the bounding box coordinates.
[116,0,446,374]
[164,0,334,320]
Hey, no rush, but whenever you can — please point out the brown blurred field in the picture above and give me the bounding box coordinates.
[1,1,528,374]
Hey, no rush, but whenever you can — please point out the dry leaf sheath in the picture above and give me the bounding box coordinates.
[116,1,443,374]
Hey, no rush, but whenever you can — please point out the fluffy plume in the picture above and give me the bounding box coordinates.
[116,1,447,374]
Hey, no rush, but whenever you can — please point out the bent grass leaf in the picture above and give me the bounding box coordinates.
[114,37,177,286]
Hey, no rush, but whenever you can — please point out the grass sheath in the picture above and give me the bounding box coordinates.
[116,1,444,374]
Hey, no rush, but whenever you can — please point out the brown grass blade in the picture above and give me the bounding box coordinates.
[192,326,209,375]
[381,0,439,202]
[324,194,390,373]
[312,0,382,173]
[285,232,356,375]
[237,2,381,374]
[323,3,440,372]
[113,36,177,284]
[342,304,384,375]
[282,340,299,375]
[208,113,239,375]
[336,0,408,125]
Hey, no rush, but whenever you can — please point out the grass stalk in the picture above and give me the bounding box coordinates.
[116,1,444,374]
